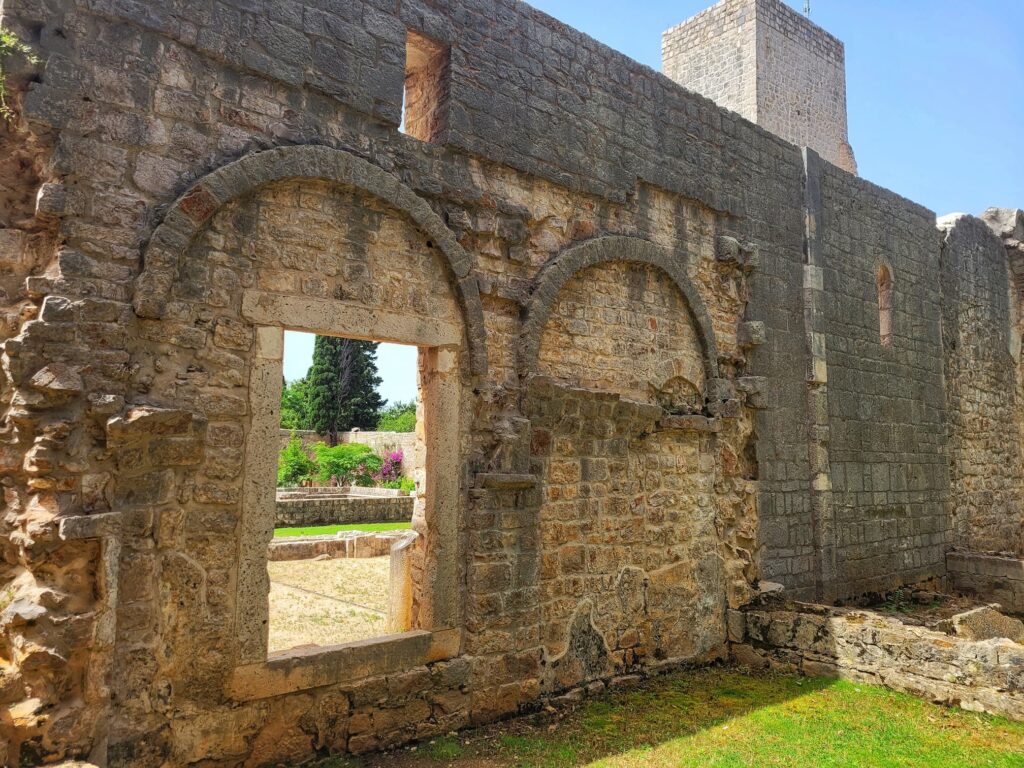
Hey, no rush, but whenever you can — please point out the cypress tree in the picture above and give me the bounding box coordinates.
[306,336,385,445]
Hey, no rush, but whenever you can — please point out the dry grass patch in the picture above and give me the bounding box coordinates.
[268,556,390,652]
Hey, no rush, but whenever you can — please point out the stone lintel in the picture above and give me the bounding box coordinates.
[241,291,463,348]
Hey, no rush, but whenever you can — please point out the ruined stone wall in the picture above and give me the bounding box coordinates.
[0,0,1006,764]
[733,601,1024,722]
[537,261,706,409]
[941,214,1024,556]
[0,1,787,763]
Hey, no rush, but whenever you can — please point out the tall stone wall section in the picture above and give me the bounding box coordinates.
[0,0,1018,765]
[941,214,1024,557]
[0,0,789,763]
[817,165,950,597]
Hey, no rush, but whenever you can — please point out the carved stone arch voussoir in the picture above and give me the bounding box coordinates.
[132,144,488,377]
[517,235,720,383]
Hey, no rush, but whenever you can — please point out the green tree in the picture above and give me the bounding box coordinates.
[277,432,316,487]
[376,400,417,432]
[311,442,382,486]
[306,336,385,445]
[280,377,310,430]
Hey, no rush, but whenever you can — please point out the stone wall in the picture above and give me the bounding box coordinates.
[817,165,951,598]
[275,495,413,528]
[732,601,1024,721]
[662,0,758,126]
[947,551,1024,614]
[0,0,1019,764]
[755,0,856,173]
[941,214,1024,556]
[268,530,411,562]
[537,261,707,409]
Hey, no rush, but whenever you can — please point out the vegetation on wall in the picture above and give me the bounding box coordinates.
[276,439,415,491]
[0,28,38,122]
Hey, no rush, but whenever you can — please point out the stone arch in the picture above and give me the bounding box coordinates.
[518,236,720,383]
[133,144,488,376]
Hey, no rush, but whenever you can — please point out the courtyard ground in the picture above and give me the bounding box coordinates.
[298,667,1024,768]
[267,556,390,651]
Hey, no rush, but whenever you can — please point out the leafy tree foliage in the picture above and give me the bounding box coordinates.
[280,377,311,430]
[311,442,383,486]
[306,336,385,445]
[277,432,316,486]
[376,400,417,432]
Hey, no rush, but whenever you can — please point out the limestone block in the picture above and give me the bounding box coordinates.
[938,606,1024,644]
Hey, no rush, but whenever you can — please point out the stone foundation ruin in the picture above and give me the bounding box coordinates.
[0,0,1022,765]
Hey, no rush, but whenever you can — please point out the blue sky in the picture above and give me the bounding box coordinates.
[285,0,1023,400]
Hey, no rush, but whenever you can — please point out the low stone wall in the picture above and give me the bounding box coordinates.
[730,600,1024,721]
[268,530,411,561]
[275,495,413,528]
[948,551,1024,613]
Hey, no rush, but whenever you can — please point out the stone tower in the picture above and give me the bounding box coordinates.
[663,0,857,174]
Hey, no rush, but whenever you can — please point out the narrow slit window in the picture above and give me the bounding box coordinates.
[402,30,450,142]
[877,265,894,347]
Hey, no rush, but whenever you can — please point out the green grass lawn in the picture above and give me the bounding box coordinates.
[273,521,412,537]
[303,667,1024,768]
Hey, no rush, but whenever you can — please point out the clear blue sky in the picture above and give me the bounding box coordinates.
[285,0,1022,399]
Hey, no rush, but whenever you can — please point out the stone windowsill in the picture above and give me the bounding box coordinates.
[227,627,460,701]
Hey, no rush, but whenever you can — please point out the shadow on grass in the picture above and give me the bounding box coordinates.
[308,667,832,768]
[302,665,1024,768]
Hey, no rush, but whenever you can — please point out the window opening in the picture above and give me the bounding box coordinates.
[877,265,894,347]
[269,331,421,653]
[401,30,450,142]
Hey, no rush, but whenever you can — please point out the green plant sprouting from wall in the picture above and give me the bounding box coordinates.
[0,27,39,122]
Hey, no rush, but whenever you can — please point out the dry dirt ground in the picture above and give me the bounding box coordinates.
[268,557,390,652]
